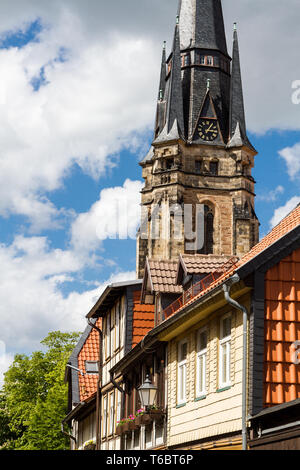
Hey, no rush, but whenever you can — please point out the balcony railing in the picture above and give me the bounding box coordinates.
[163,257,238,320]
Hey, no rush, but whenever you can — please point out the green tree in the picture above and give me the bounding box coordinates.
[1,331,81,450]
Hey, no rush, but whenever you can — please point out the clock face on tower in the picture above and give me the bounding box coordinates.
[198,120,219,142]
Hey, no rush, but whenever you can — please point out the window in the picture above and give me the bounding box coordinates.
[198,205,214,255]
[177,340,188,405]
[196,329,207,398]
[116,390,122,426]
[166,158,174,170]
[85,361,99,374]
[103,395,107,437]
[183,54,190,67]
[108,392,114,436]
[219,315,231,388]
[200,55,205,65]
[207,56,213,66]
[195,160,202,174]
[210,161,219,176]
[106,314,111,359]
[115,301,120,351]
[110,308,115,358]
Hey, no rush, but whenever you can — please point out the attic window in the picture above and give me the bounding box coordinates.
[85,361,99,374]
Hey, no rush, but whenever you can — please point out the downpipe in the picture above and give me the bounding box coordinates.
[223,274,248,451]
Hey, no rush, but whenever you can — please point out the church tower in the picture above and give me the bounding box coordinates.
[137,0,259,279]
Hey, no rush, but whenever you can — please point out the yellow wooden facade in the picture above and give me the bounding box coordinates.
[158,285,251,450]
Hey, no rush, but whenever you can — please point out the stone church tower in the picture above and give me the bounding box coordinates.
[137,0,259,278]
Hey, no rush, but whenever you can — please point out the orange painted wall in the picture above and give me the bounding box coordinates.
[78,318,102,402]
[264,248,300,407]
[132,289,155,348]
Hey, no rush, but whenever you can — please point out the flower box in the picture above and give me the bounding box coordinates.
[135,413,152,426]
[122,422,131,433]
[84,443,96,451]
[129,420,139,431]
[116,425,122,436]
[148,409,164,423]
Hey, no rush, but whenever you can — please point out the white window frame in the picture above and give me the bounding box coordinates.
[108,391,114,436]
[196,328,207,398]
[110,308,115,359]
[106,314,111,360]
[115,301,120,351]
[219,314,231,389]
[102,395,107,438]
[177,339,188,405]
[116,390,122,426]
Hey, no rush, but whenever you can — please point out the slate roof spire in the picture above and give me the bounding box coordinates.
[178,0,228,55]
[154,42,167,138]
[228,23,255,151]
[153,17,184,144]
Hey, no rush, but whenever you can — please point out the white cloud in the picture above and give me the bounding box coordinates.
[257,185,285,203]
[270,196,300,228]
[279,143,300,181]
[0,351,14,389]
[0,7,158,230]
[71,179,143,253]
[0,232,136,386]
[0,0,299,230]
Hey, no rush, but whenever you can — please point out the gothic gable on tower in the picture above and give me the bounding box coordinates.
[192,88,224,146]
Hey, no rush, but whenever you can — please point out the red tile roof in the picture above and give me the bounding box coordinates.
[164,204,300,320]
[132,289,155,347]
[147,259,183,294]
[77,318,101,402]
[177,254,239,283]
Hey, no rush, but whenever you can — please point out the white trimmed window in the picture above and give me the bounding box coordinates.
[115,301,120,351]
[110,309,115,358]
[196,328,207,398]
[177,339,188,405]
[102,395,107,437]
[219,314,231,388]
[106,314,111,359]
[116,390,122,426]
[108,392,114,436]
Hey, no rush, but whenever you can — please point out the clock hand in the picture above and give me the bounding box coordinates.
[206,123,213,133]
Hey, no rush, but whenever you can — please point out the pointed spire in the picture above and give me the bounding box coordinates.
[179,0,228,55]
[154,42,167,138]
[158,41,167,101]
[154,18,184,144]
[228,23,255,151]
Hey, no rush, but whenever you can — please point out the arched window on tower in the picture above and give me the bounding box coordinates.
[198,205,214,255]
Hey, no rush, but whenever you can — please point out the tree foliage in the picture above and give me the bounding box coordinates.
[0,331,81,450]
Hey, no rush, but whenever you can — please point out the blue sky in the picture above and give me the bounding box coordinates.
[0,0,299,386]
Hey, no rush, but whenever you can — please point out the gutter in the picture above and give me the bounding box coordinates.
[223,274,248,451]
